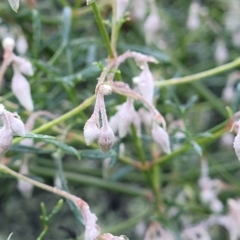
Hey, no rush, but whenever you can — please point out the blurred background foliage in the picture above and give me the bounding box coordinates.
[0,0,240,239]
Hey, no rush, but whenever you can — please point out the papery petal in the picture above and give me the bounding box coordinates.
[0,126,13,157]
[11,69,34,111]
[151,123,171,154]
[6,111,25,137]
[13,55,34,76]
[138,65,154,103]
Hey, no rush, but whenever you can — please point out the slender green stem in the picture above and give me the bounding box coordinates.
[155,57,240,87]
[111,0,117,55]
[12,95,96,144]
[29,165,151,198]
[91,1,115,58]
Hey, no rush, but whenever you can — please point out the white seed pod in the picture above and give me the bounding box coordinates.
[98,126,115,153]
[138,64,154,103]
[84,118,100,146]
[6,111,25,137]
[2,37,15,51]
[151,122,171,154]
[0,125,13,157]
[16,35,28,55]
[11,67,34,111]
[222,86,234,103]
[13,55,34,76]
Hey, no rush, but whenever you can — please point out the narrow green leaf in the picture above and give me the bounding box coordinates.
[24,133,56,140]
[8,0,19,12]
[44,139,80,159]
[32,9,41,59]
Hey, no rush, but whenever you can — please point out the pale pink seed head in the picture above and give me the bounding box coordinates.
[138,65,154,103]
[151,123,171,154]
[11,68,34,111]
[98,126,115,153]
[84,118,100,146]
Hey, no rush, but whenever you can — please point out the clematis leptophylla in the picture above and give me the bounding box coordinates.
[109,98,141,138]
[151,122,171,154]
[0,104,25,157]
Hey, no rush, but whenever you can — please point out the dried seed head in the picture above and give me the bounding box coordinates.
[98,126,115,153]
[84,118,100,146]
[11,68,34,111]
[2,37,15,51]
